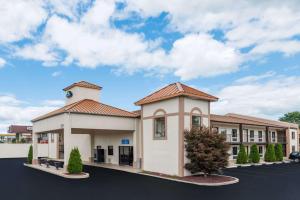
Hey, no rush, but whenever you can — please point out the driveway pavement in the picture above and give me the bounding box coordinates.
[1,158,299,200]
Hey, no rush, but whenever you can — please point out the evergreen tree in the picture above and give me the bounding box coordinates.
[249,144,260,163]
[275,143,283,161]
[264,144,276,162]
[184,127,230,175]
[236,144,248,164]
[67,148,83,174]
[27,145,33,164]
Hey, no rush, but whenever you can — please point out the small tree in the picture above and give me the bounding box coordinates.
[249,144,260,163]
[27,145,33,164]
[236,144,248,164]
[275,143,283,161]
[184,127,230,175]
[264,144,276,162]
[67,148,83,174]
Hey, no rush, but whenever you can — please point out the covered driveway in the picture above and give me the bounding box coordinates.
[32,99,141,168]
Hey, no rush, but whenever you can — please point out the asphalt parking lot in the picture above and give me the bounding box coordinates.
[1,158,300,200]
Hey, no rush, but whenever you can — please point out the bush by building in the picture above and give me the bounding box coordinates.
[236,144,248,164]
[67,148,83,174]
[184,127,230,175]
[249,144,260,163]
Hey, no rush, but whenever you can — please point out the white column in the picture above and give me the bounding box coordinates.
[133,118,141,169]
[63,113,72,167]
[32,132,39,164]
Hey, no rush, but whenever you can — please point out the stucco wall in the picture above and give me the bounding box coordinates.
[289,128,298,152]
[142,98,180,176]
[33,114,64,133]
[65,86,100,105]
[93,132,133,165]
[0,144,48,158]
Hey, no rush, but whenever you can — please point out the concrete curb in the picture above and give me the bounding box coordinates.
[140,173,239,187]
[24,163,89,179]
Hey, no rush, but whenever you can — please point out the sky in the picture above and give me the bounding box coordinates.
[1,0,300,132]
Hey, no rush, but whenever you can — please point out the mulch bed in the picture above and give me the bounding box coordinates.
[144,171,235,184]
[182,175,235,183]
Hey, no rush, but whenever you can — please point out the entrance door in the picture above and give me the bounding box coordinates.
[119,146,133,166]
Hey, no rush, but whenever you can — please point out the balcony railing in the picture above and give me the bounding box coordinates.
[222,133,266,143]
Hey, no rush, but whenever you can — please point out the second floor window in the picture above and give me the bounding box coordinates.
[258,131,263,142]
[232,129,238,142]
[250,130,255,142]
[192,116,201,128]
[292,132,295,140]
[271,131,276,142]
[154,117,166,139]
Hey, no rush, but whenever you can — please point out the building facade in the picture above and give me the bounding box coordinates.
[32,81,299,177]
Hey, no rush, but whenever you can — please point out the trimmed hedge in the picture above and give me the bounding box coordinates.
[236,144,248,164]
[275,143,283,161]
[67,148,83,174]
[27,145,33,164]
[249,144,260,163]
[264,144,276,162]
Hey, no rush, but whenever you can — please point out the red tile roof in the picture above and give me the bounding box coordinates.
[211,113,299,129]
[8,125,32,133]
[32,99,138,122]
[63,81,102,91]
[135,82,218,105]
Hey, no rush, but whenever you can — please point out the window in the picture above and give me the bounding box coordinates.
[292,145,296,152]
[250,130,255,142]
[232,146,238,159]
[258,131,263,142]
[191,116,201,128]
[292,132,295,140]
[232,129,238,142]
[258,146,263,157]
[154,117,166,139]
[272,131,276,142]
[108,146,113,155]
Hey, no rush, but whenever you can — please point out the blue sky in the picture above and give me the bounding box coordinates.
[1,0,300,132]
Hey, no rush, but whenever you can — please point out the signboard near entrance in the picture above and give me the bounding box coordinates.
[121,139,130,145]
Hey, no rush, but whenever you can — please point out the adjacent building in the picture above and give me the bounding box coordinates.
[31,81,299,177]
[8,125,33,143]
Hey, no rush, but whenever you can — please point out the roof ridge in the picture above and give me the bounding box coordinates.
[64,99,86,111]
[135,83,178,104]
[176,82,184,92]
[79,99,139,116]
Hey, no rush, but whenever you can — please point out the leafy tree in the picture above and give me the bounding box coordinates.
[236,144,248,164]
[279,112,300,128]
[264,144,276,162]
[67,148,83,174]
[27,145,33,164]
[275,143,283,161]
[249,144,260,163]
[184,127,230,175]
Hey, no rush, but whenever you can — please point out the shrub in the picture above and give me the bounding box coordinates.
[67,148,83,174]
[264,144,276,162]
[27,145,33,164]
[236,144,248,164]
[184,127,230,175]
[275,143,283,161]
[249,144,260,163]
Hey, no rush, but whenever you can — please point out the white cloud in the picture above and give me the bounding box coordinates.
[14,43,59,66]
[0,95,62,132]
[0,0,47,43]
[124,0,300,57]
[169,34,241,80]
[0,57,6,68]
[212,74,300,119]
[2,0,300,80]
[51,71,62,77]
[235,71,276,84]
